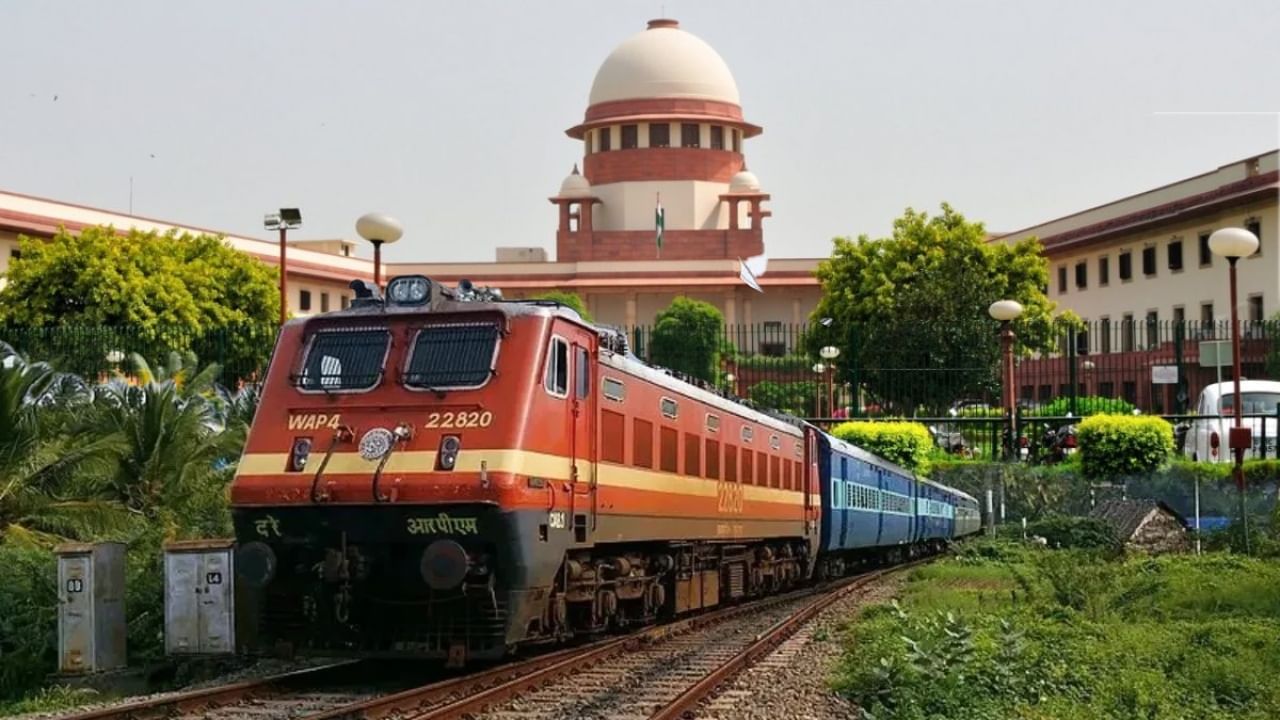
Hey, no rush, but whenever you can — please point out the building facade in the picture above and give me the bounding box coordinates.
[994,150,1278,335]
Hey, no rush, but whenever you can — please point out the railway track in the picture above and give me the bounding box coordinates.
[51,563,916,720]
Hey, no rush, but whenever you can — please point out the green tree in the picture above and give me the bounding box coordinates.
[530,290,592,322]
[648,297,724,384]
[0,226,280,380]
[812,204,1068,414]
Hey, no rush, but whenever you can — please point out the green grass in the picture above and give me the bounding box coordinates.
[834,543,1280,719]
[0,685,105,716]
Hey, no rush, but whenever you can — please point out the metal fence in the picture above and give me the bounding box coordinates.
[0,324,278,384]
[2,318,1276,418]
[631,319,1280,419]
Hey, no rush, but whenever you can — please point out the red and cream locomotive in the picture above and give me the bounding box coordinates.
[231,275,819,663]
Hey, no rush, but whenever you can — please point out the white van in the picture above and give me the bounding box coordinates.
[1182,380,1280,462]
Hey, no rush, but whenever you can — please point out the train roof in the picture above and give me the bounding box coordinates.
[820,431,979,504]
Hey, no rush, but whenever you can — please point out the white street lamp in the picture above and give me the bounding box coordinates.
[355,212,405,288]
[819,345,840,360]
[1209,226,1260,553]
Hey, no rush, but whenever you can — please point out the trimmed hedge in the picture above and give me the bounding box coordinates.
[1035,395,1136,417]
[1077,414,1174,480]
[831,420,933,474]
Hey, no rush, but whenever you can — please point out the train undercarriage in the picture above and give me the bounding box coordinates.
[232,504,814,665]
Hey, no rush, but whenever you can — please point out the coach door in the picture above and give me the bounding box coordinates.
[569,334,597,539]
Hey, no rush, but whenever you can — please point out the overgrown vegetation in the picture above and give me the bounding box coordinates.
[836,542,1280,719]
[0,346,252,704]
[1034,395,1137,417]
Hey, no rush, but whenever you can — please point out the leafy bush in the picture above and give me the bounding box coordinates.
[1077,414,1174,480]
[0,544,58,700]
[1023,515,1123,554]
[529,290,592,322]
[731,354,811,373]
[831,421,933,474]
[1033,395,1136,417]
[647,297,724,384]
[747,380,816,416]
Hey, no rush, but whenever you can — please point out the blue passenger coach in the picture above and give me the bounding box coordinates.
[814,430,982,577]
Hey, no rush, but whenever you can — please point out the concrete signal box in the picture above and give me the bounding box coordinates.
[55,542,127,674]
[164,540,236,655]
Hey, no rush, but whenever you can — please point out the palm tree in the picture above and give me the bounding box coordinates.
[94,353,241,537]
[0,346,127,546]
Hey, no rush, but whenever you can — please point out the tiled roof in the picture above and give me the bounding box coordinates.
[1088,498,1187,540]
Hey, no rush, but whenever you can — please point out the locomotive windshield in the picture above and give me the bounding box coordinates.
[404,322,500,389]
[297,328,389,391]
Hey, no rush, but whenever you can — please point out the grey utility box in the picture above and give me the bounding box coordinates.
[164,539,236,655]
[56,542,127,674]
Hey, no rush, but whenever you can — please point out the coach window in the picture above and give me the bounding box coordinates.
[544,337,569,397]
[602,377,625,401]
[575,347,590,399]
[660,397,678,419]
[298,329,389,392]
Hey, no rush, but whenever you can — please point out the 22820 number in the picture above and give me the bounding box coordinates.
[425,411,494,429]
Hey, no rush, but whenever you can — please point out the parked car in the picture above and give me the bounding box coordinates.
[1182,380,1280,462]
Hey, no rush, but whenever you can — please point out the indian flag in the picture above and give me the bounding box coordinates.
[655,194,665,257]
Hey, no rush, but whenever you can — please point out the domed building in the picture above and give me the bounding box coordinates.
[551,18,771,263]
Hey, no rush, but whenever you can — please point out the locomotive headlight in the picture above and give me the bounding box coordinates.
[437,435,461,470]
[359,427,396,461]
[387,275,430,305]
[289,437,313,471]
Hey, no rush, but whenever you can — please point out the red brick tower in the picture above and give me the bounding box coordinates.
[551,19,770,262]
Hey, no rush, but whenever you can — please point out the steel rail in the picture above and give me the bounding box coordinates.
[318,580,846,720]
[55,659,365,720]
[649,560,926,720]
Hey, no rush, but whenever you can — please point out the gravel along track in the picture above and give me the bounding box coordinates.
[693,571,906,720]
[42,660,434,720]
[462,591,844,720]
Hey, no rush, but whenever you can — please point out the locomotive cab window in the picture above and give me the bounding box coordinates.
[405,322,499,389]
[297,329,389,392]
[575,347,590,398]
[545,337,569,397]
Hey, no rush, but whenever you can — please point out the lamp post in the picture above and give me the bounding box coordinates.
[988,300,1024,460]
[265,208,302,325]
[819,345,841,418]
[725,372,736,397]
[812,362,826,418]
[1209,226,1260,554]
[355,212,405,289]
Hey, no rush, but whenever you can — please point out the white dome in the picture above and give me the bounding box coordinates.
[559,166,591,198]
[729,169,761,193]
[588,20,740,106]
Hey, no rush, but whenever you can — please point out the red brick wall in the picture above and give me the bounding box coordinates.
[584,148,742,184]
[557,228,763,262]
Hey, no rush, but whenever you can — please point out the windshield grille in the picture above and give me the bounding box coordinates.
[405,323,499,389]
[297,329,389,391]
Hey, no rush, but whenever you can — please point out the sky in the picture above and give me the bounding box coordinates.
[2,1,1278,263]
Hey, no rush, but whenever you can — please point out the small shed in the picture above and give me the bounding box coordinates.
[1088,499,1190,554]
